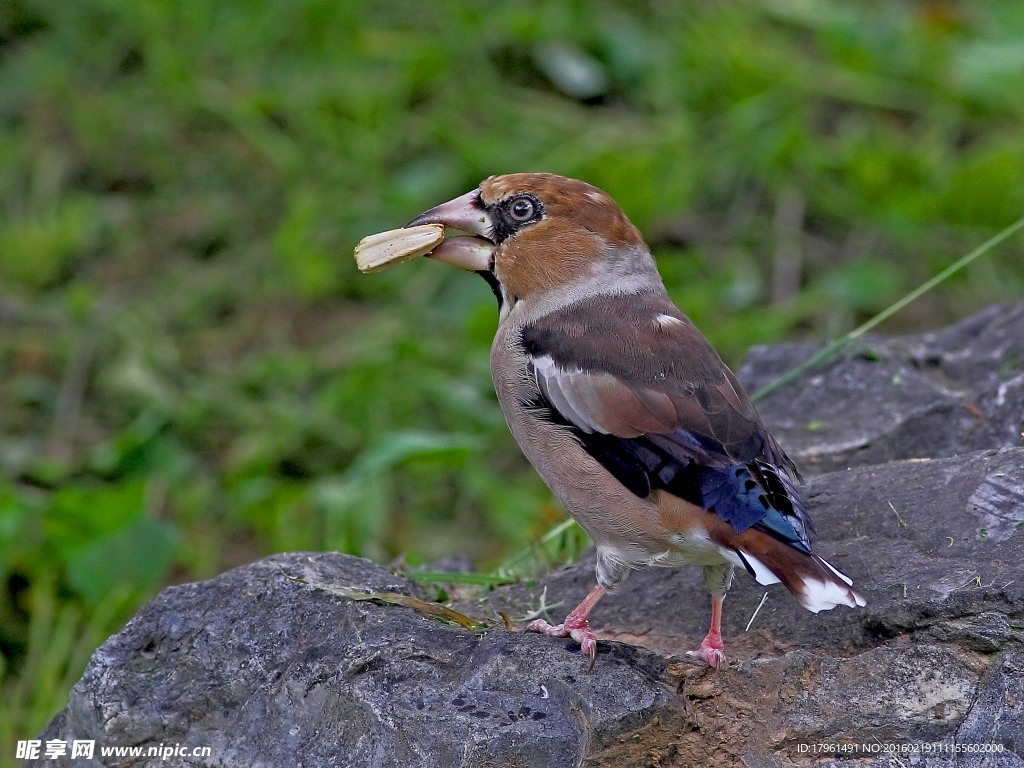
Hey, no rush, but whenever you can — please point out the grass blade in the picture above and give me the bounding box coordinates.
[751,215,1024,402]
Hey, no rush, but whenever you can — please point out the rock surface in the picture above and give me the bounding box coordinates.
[736,299,1024,474]
[36,553,680,768]
[35,302,1024,767]
[468,447,1024,767]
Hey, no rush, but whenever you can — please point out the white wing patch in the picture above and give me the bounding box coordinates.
[721,548,782,586]
[817,555,855,586]
[654,313,685,329]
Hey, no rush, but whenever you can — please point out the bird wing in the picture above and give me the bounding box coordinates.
[521,291,811,550]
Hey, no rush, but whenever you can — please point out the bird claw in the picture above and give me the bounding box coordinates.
[525,617,563,636]
[686,636,728,669]
[526,618,598,672]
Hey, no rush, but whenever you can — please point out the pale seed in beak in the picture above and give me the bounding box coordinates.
[353,223,445,273]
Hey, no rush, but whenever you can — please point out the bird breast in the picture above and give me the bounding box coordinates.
[489,315,703,570]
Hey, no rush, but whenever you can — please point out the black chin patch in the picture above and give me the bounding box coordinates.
[476,269,504,310]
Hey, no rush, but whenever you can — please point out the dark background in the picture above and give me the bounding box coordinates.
[1,0,1023,756]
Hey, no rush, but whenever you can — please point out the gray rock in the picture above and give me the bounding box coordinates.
[34,303,1024,767]
[34,553,680,768]
[736,300,1024,474]
[468,447,1024,767]
[956,650,1024,762]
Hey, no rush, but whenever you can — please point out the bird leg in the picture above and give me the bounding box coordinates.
[526,583,606,671]
[687,593,727,669]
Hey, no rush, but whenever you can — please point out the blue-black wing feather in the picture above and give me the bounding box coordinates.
[521,292,812,553]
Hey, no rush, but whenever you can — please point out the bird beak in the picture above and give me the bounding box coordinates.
[407,189,495,272]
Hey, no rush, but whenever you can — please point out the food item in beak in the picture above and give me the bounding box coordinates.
[353,223,445,273]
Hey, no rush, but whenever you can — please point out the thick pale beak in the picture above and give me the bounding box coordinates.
[408,189,495,272]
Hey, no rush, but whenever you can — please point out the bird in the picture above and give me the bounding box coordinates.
[407,172,865,671]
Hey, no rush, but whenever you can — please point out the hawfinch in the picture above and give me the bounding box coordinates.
[408,173,865,670]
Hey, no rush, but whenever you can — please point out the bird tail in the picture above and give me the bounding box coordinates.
[724,528,866,613]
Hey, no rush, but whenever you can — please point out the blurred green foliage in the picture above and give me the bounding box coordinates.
[2,0,1024,755]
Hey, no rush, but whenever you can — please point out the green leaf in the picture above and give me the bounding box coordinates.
[65,518,178,605]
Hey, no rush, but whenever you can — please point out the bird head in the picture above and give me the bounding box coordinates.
[409,173,654,309]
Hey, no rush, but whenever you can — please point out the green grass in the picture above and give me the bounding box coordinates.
[2,0,1024,758]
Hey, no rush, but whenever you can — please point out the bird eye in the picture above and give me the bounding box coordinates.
[509,197,535,222]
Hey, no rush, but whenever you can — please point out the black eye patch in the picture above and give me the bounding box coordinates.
[490,193,544,244]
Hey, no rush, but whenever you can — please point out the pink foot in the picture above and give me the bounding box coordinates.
[526,617,598,672]
[686,634,727,669]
